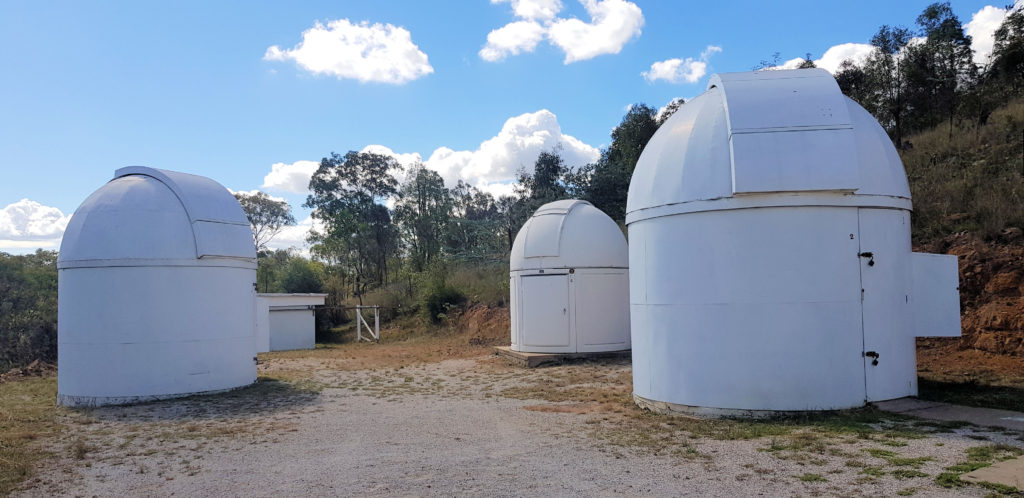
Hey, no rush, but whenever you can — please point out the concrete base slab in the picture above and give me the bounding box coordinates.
[962,456,1024,489]
[493,346,629,368]
[875,397,1024,432]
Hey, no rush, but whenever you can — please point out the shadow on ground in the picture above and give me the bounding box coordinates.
[918,378,1024,413]
[74,377,320,422]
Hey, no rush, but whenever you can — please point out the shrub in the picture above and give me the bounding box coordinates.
[420,282,466,324]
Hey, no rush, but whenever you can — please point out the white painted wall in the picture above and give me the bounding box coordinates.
[269,310,316,351]
[256,294,326,352]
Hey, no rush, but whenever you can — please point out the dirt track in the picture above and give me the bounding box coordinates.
[13,354,1024,497]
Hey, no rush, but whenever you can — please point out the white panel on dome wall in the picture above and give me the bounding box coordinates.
[574,272,630,352]
[57,167,258,407]
[911,253,962,337]
[509,199,629,354]
[519,274,571,351]
[627,68,962,417]
[730,129,859,194]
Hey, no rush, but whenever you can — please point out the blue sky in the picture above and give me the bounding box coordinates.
[0,0,1009,253]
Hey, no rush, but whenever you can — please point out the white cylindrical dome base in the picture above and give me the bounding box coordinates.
[57,265,257,407]
[629,205,916,413]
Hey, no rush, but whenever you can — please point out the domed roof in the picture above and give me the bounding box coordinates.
[626,68,911,224]
[58,167,256,269]
[510,199,627,271]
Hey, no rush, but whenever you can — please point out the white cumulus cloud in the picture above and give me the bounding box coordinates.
[966,5,1011,66]
[493,0,564,21]
[264,19,433,84]
[643,45,722,83]
[261,160,321,194]
[264,215,320,256]
[479,21,548,62]
[0,199,71,252]
[779,43,876,73]
[368,109,599,193]
[260,111,597,208]
[548,0,644,63]
[228,189,288,203]
[481,0,643,64]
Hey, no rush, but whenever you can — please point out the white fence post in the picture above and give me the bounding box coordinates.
[354,306,380,343]
[373,305,380,343]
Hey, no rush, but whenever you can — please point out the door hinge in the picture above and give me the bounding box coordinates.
[859,252,875,266]
[864,351,879,365]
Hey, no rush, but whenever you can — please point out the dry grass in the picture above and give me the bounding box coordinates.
[904,97,1024,243]
[0,376,60,495]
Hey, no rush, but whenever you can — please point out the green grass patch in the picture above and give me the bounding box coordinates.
[797,473,826,482]
[892,469,929,479]
[936,445,1024,490]
[861,466,886,477]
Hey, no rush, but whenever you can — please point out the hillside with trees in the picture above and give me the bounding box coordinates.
[2,1,1024,369]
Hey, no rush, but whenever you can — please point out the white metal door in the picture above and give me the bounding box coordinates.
[519,274,571,350]
[859,208,916,401]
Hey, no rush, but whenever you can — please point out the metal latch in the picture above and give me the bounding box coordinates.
[864,351,879,365]
[859,252,875,266]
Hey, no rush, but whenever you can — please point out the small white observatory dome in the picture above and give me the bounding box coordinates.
[627,69,962,416]
[57,167,258,406]
[509,200,630,353]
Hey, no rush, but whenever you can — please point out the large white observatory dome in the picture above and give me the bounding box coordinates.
[627,69,961,416]
[57,167,258,406]
[509,200,630,353]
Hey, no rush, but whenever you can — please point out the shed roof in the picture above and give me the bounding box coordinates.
[626,68,911,224]
[510,200,627,271]
[58,167,256,268]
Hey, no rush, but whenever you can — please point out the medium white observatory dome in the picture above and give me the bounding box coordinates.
[509,200,630,353]
[511,199,628,271]
[627,69,961,416]
[57,167,258,407]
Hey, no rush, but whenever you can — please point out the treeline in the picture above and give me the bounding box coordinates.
[820,2,1024,242]
[0,250,57,370]
[830,2,1023,145]
[293,102,666,328]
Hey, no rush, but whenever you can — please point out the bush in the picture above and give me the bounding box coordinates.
[0,251,58,370]
[280,258,323,293]
[420,283,466,324]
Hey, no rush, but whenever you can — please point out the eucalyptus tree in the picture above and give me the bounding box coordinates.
[393,165,452,271]
[305,151,401,297]
[233,191,296,251]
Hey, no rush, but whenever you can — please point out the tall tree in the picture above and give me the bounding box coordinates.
[305,151,401,301]
[797,53,817,68]
[990,8,1024,94]
[835,59,873,106]
[446,180,503,260]
[233,191,296,251]
[656,98,685,126]
[864,25,913,144]
[394,165,452,271]
[580,103,660,221]
[905,1,976,136]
